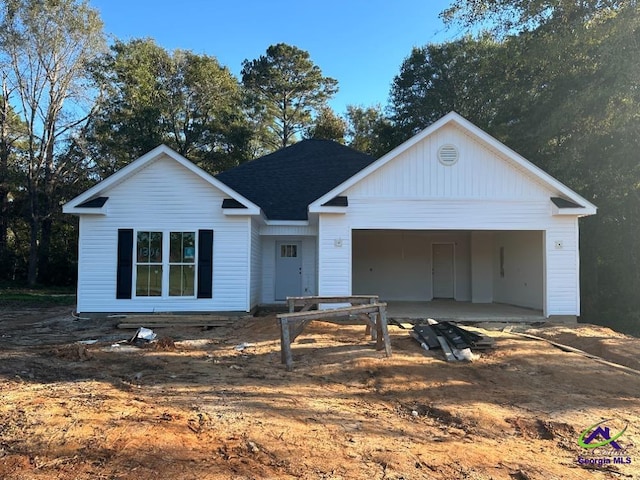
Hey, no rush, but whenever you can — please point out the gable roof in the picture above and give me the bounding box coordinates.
[310,111,597,216]
[63,145,261,215]
[216,139,376,220]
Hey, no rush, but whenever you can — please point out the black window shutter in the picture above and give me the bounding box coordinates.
[197,230,213,298]
[116,229,134,299]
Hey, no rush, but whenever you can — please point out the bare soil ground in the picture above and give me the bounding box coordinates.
[1,307,639,480]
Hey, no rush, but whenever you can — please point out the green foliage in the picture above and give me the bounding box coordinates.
[390,35,507,142]
[242,43,338,151]
[441,0,629,36]
[87,38,251,176]
[305,107,347,143]
[0,288,75,307]
[0,91,26,280]
[345,105,396,157]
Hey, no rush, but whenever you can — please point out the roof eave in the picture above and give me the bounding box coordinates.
[552,205,597,216]
[264,219,310,226]
[62,205,108,216]
[63,144,262,214]
[223,206,261,216]
[308,205,347,214]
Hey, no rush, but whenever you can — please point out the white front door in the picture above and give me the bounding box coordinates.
[275,242,302,300]
[432,243,455,299]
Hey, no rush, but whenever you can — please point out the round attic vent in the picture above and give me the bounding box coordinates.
[438,144,459,166]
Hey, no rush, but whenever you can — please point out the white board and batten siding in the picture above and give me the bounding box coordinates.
[76,154,251,313]
[318,123,585,317]
[545,217,581,316]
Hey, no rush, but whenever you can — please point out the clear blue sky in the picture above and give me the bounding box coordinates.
[89,0,461,114]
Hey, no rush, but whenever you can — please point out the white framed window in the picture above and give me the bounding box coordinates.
[134,230,197,298]
[169,232,196,296]
[136,231,163,297]
[280,244,298,257]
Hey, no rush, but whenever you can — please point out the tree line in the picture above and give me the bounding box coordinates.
[1,0,638,330]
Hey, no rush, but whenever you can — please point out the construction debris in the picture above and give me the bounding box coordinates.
[131,327,157,342]
[410,319,494,362]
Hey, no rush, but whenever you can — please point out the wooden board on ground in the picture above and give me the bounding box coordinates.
[117,314,244,329]
[436,335,457,362]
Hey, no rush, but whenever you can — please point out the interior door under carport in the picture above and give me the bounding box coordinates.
[431,243,455,299]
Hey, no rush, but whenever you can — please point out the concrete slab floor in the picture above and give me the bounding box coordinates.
[387,300,546,323]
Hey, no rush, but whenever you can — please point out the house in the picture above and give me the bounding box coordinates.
[63,112,596,319]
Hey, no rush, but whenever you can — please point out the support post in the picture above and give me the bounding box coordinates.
[375,305,392,357]
[279,317,294,371]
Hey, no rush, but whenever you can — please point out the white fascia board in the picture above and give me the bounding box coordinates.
[62,206,107,215]
[308,205,347,214]
[552,205,597,216]
[223,208,262,216]
[63,144,261,215]
[264,219,310,226]
[308,111,597,216]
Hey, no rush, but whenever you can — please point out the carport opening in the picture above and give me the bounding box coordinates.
[351,229,543,310]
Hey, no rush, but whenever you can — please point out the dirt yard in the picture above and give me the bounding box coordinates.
[1,306,639,480]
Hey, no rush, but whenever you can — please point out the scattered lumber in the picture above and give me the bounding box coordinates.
[117,314,243,329]
[436,335,457,362]
[409,320,494,362]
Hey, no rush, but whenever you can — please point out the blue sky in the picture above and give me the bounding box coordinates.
[89,0,460,114]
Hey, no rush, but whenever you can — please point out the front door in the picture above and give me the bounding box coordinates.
[432,243,454,299]
[275,242,302,300]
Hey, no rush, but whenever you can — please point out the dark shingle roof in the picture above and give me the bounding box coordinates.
[216,140,376,220]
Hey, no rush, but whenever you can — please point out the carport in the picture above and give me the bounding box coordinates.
[352,229,544,314]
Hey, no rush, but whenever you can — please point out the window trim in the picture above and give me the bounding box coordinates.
[132,229,199,299]
[168,231,197,297]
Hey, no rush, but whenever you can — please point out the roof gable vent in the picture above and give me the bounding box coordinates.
[438,144,459,166]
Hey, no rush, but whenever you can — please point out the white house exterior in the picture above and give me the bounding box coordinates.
[63,146,261,313]
[64,112,596,318]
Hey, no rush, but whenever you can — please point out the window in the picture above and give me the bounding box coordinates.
[134,230,196,297]
[169,232,195,296]
[280,244,298,258]
[136,231,162,296]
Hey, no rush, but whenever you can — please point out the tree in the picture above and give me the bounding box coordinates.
[0,0,105,286]
[345,105,396,157]
[441,0,628,36]
[305,107,346,143]
[389,35,507,142]
[87,39,251,176]
[0,76,26,279]
[241,43,338,151]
